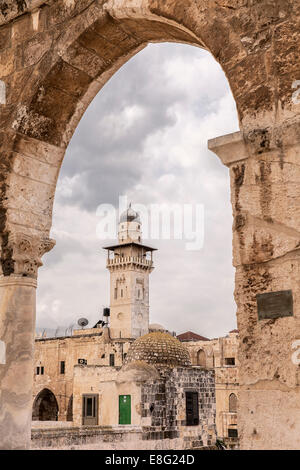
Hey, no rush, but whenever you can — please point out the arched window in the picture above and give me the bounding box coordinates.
[32,388,59,421]
[229,393,237,413]
[197,349,206,367]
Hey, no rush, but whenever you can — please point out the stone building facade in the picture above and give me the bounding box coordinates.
[179,330,239,448]
[33,326,134,422]
[32,325,238,448]
[70,333,216,449]
[31,207,235,449]
[32,330,218,449]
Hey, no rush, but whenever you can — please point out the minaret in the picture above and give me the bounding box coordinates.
[104,205,156,339]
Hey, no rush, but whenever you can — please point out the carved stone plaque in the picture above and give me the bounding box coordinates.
[257,290,293,320]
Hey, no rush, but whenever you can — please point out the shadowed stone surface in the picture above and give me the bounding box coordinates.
[0,277,37,449]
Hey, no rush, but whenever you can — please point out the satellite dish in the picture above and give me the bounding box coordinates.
[77,318,89,329]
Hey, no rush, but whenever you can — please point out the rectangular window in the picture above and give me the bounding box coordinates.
[121,289,123,297]
[36,367,40,375]
[60,361,65,374]
[82,394,98,425]
[86,398,93,416]
[109,354,115,367]
[225,357,235,366]
[186,392,199,426]
[228,428,238,438]
[114,288,118,299]
[41,366,44,375]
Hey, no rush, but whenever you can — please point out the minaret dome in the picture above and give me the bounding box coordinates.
[118,203,142,244]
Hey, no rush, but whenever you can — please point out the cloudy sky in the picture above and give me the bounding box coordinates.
[36,43,239,339]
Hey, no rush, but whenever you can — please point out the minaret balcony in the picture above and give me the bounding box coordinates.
[107,256,153,268]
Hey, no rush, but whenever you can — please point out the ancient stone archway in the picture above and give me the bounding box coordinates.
[32,389,59,422]
[0,0,300,451]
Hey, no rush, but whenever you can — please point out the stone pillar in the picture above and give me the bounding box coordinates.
[209,130,300,450]
[0,232,55,450]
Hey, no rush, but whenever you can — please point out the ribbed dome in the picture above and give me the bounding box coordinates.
[125,332,191,368]
[120,204,140,223]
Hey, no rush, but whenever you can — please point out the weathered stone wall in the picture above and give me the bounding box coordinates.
[167,368,216,449]
[184,331,239,441]
[31,424,217,450]
[33,329,133,421]
[74,364,144,427]
[209,130,300,450]
[34,329,235,445]
[109,265,151,340]
[184,331,239,368]
[71,362,216,449]
[141,367,216,449]
[31,425,145,449]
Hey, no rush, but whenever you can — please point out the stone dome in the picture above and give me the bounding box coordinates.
[120,204,141,223]
[125,332,191,368]
[149,323,166,332]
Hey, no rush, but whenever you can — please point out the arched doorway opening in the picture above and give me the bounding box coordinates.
[37,40,238,339]
[197,350,206,367]
[32,389,59,422]
[29,7,237,446]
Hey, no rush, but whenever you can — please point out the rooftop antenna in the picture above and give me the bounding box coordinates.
[77,317,89,330]
[103,307,110,327]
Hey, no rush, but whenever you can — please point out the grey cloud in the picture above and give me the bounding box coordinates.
[37,42,239,338]
[41,235,90,268]
[57,43,232,211]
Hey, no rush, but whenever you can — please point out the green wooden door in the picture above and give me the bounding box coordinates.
[119,395,131,425]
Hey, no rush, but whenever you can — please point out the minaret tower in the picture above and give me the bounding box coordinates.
[104,205,156,339]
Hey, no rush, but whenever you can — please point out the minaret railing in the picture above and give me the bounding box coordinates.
[106,256,153,267]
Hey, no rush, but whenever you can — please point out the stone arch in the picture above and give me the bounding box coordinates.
[67,394,73,422]
[197,349,206,367]
[32,388,59,422]
[1,1,290,274]
[0,1,250,269]
[229,393,238,413]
